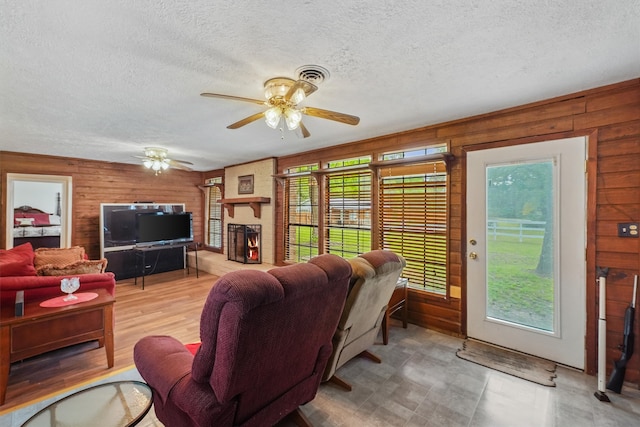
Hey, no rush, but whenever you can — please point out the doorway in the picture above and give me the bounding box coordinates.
[466,137,586,368]
[5,174,72,249]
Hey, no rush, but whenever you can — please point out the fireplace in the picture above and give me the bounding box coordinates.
[227,224,261,264]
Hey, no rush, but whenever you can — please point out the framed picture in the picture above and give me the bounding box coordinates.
[238,175,254,194]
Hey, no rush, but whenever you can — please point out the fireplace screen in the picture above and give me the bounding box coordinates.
[228,224,261,264]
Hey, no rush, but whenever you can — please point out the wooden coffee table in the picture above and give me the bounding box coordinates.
[0,288,115,405]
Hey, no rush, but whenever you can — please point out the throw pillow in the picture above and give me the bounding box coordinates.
[16,217,35,226]
[0,242,37,277]
[185,342,201,355]
[34,246,85,269]
[37,258,108,276]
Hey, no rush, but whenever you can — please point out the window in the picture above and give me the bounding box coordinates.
[378,153,448,296]
[281,151,448,297]
[284,164,319,262]
[324,157,372,258]
[205,177,223,250]
[382,145,448,161]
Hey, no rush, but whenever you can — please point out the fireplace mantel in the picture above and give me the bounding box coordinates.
[218,197,271,218]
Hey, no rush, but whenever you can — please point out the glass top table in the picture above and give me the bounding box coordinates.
[21,381,152,427]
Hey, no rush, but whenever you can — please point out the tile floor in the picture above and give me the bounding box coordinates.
[141,322,639,427]
[277,323,640,427]
[6,322,640,426]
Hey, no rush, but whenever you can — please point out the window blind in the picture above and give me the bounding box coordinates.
[207,185,222,249]
[285,173,319,262]
[324,169,372,258]
[379,162,448,295]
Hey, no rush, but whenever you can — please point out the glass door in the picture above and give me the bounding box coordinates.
[466,137,586,368]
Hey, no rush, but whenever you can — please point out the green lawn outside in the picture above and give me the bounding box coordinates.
[487,234,554,331]
[288,226,372,260]
[287,225,318,262]
[326,228,371,258]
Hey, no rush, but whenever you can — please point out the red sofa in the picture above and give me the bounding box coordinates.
[0,243,115,306]
[0,273,116,306]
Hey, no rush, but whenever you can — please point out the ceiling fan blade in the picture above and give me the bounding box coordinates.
[298,121,311,138]
[133,154,193,165]
[200,93,266,105]
[172,158,194,166]
[303,106,360,126]
[285,80,317,102]
[169,162,193,171]
[227,112,265,129]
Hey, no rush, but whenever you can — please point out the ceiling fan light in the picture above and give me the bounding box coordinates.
[264,84,289,99]
[290,88,306,105]
[140,147,183,174]
[264,79,291,100]
[144,147,168,159]
[284,108,302,130]
[264,107,282,129]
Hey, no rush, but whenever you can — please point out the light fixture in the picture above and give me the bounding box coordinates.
[262,78,306,132]
[264,78,291,100]
[264,106,303,131]
[284,108,302,130]
[142,147,171,175]
[264,107,282,129]
[290,87,306,104]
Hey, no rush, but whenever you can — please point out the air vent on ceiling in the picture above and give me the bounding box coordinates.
[295,65,330,85]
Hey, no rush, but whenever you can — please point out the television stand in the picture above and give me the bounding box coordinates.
[133,242,199,289]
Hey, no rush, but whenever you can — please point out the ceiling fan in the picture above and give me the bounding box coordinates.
[200,77,360,138]
[135,147,193,175]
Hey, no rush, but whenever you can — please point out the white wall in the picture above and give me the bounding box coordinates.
[13,181,62,214]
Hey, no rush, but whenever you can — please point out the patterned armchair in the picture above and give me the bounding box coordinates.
[322,250,406,391]
[134,254,351,427]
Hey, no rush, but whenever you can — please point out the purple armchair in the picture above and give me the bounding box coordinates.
[133,254,351,427]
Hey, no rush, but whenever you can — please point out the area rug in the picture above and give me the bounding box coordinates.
[456,339,557,387]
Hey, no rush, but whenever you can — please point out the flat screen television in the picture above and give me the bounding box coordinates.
[135,212,193,247]
[109,208,161,243]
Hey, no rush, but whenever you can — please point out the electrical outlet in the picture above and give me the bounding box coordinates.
[618,222,639,237]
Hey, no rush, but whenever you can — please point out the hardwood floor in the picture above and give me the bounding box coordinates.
[1,269,219,412]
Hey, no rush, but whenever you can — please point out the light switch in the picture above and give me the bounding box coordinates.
[618,222,639,237]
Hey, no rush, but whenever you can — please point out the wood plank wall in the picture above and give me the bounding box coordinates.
[0,153,205,259]
[277,78,640,381]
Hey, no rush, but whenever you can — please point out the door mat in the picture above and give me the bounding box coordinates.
[456,339,557,387]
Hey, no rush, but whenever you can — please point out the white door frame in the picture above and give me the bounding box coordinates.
[6,173,73,249]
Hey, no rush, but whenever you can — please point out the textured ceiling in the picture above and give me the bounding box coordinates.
[1,1,639,171]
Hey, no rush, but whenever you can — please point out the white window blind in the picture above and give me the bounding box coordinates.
[206,179,222,250]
